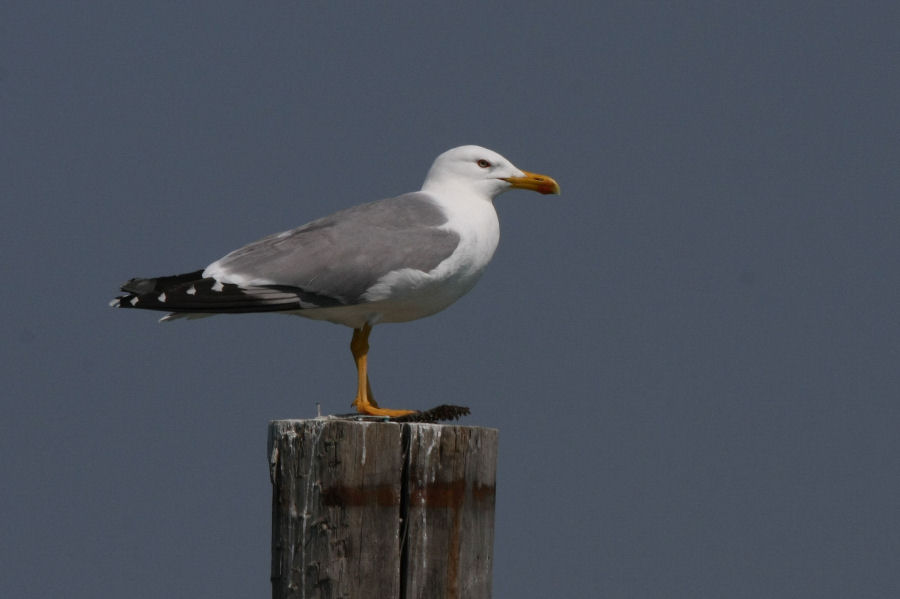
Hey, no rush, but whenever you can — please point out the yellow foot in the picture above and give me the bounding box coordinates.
[352,397,416,418]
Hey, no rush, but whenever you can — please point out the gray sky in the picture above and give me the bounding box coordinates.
[2,2,899,597]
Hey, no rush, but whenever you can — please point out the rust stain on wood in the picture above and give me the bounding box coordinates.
[410,478,464,508]
[407,479,496,595]
[447,490,463,597]
[409,479,495,508]
[472,481,495,504]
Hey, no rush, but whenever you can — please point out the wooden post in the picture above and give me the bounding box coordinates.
[269,419,498,599]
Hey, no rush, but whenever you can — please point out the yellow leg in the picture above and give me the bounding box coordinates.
[350,323,415,418]
[366,377,379,408]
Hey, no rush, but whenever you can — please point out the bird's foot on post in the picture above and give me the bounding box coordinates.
[349,323,468,421]
[351,394,416,418]
[350,323,416,418]
[348,400,470,422]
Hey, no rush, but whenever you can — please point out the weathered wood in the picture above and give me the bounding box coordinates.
[403,424,497,599]
[269,419,498,599]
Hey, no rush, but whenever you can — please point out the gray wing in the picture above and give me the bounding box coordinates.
[205,192,460,304]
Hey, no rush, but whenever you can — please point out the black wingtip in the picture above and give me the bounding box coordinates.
[120,270,206,294]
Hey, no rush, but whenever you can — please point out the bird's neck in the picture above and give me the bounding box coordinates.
[421,180,501,203]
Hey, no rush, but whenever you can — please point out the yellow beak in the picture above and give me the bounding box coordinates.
[502,170,561,195]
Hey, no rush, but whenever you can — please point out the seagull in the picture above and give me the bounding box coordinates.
[111,145,560,418]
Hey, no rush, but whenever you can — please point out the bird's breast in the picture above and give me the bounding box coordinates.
[360,197,500,323]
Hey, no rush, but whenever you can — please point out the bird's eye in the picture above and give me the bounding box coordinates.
[476,159,491,168]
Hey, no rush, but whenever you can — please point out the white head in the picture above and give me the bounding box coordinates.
[421,145,560,200]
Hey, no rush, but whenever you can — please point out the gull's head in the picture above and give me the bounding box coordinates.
[421,145,560,200]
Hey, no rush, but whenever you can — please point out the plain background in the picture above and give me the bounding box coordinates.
[2,3,899,597]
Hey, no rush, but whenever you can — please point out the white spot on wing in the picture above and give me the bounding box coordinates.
[158,292,167,302]
[212,281,224,292]
[129,297,139,306]
[186,285,196,295]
